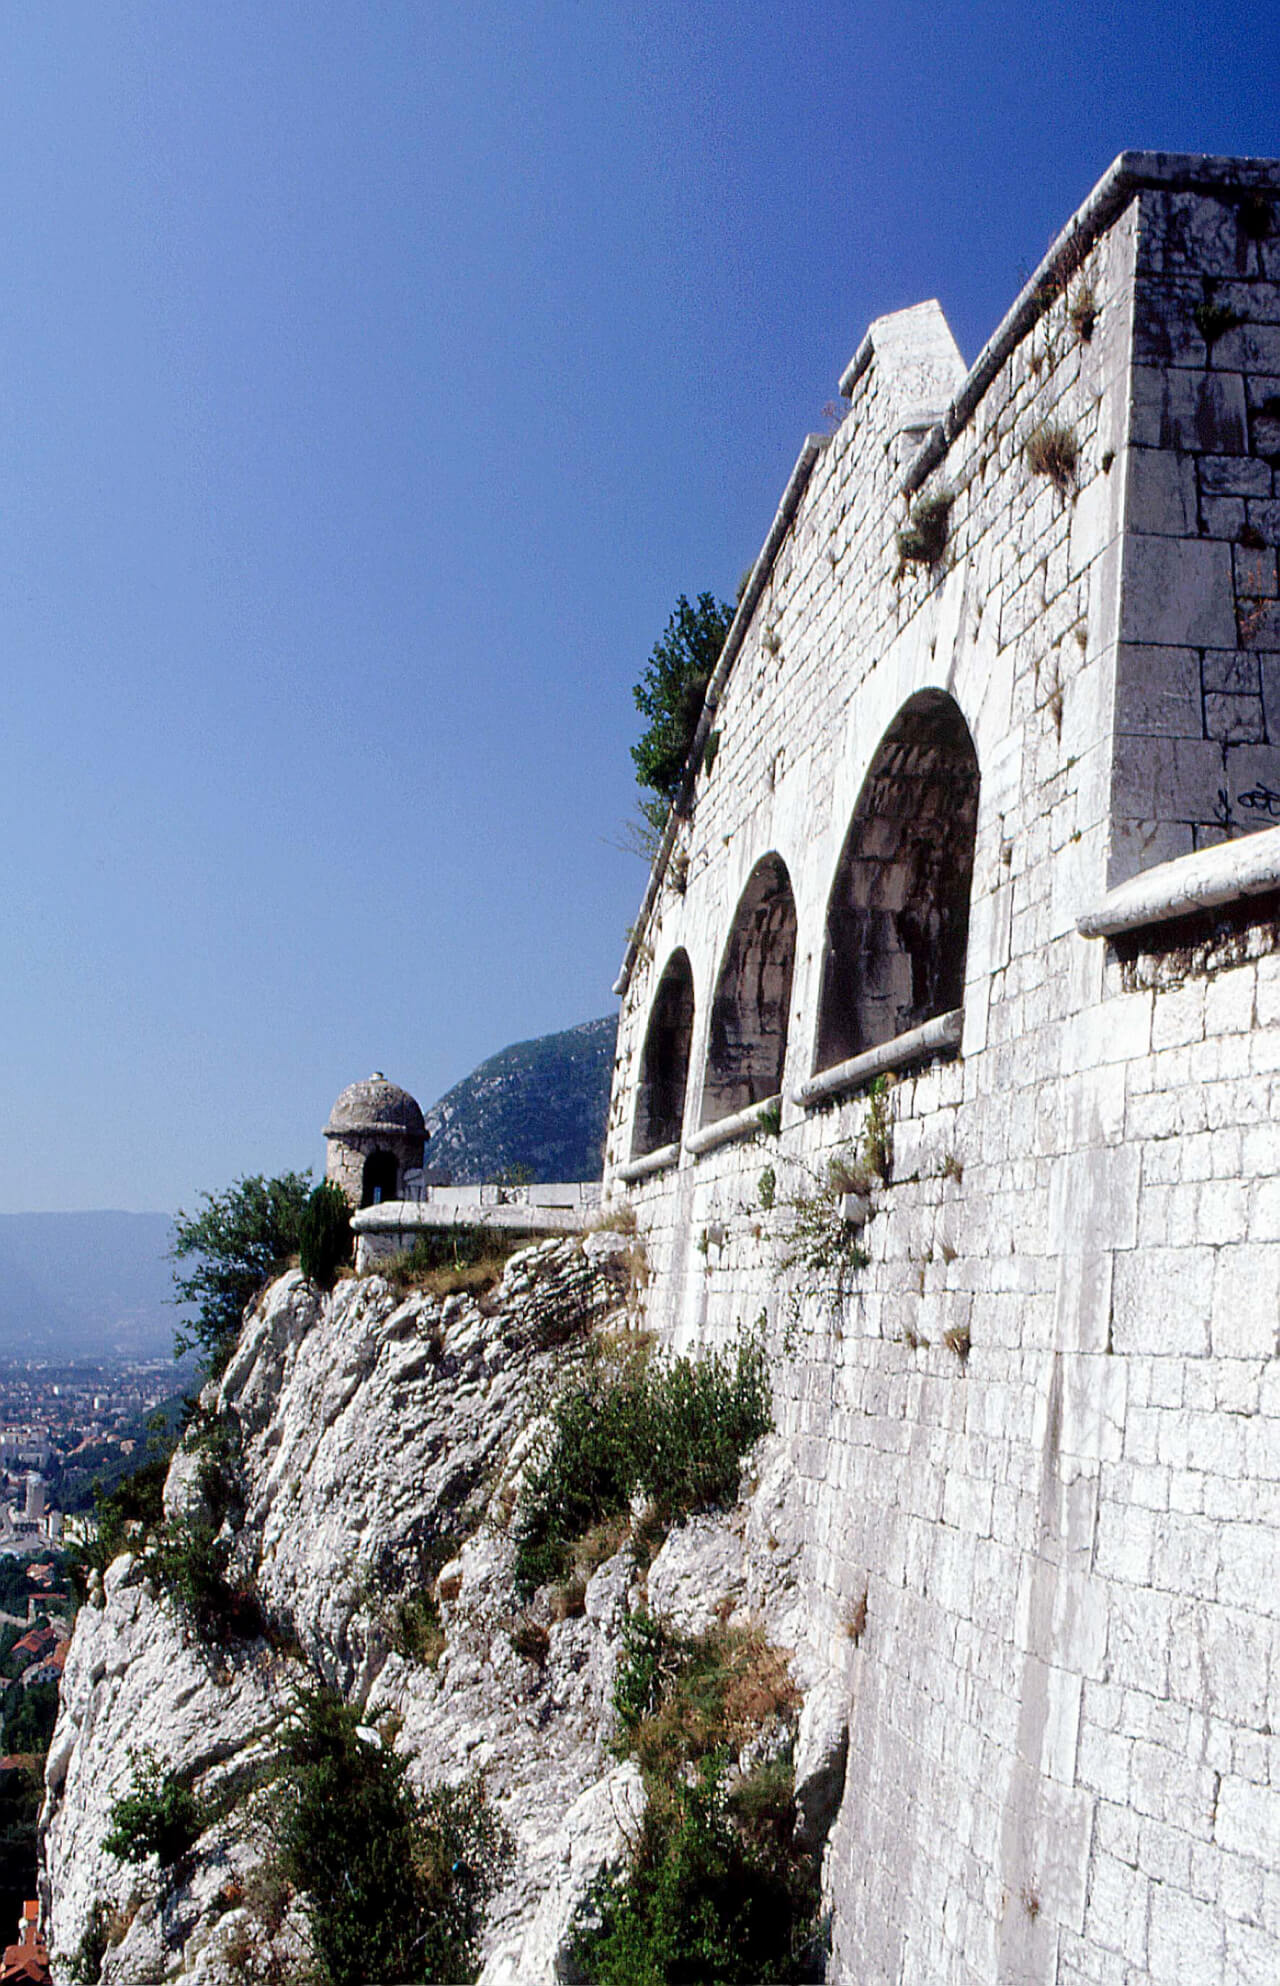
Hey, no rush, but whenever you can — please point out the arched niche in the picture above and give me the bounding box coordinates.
[701,854,797,1125]
[815,690,979,1071]
[361,1149,401,1207]
[631,950,696,1157]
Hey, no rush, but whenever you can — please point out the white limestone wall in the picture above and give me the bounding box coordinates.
[605,157,1280,1984]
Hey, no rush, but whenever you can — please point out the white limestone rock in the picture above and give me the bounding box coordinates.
[479,1761,645,1986]
[645,1510,748,1635]
[42,1240,816,1982]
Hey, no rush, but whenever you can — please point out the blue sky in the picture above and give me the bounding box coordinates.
[2,0,1276,1211]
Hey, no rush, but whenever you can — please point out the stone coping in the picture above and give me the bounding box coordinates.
[615,1143,681,1184]
[351,1199,590,1237]
[793,1008,965,1107]
[685,1094,782,1158]
[1077,825,1280,938]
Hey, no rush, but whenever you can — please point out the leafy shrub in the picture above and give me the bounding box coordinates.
[82,1455,168,1578]
[103,1750,204,1868]
[172,1171,312,1375]
[574,1755,823,1985]
[513,1337,771,1596]
[297,1181,353,1287]
[275,1685,511,1986]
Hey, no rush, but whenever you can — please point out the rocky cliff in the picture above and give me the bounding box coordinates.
[41,1237,844,1984]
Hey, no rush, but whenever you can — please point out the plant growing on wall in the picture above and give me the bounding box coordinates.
[895,489,953,572]
[1024,423,1079,494]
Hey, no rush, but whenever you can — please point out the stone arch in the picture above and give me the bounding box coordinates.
[815,690,979,1070]
[361,1149,401,1207]
[701,854,797,1125]
[631,949,696,1157]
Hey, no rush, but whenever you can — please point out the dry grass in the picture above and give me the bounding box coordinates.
[378,1228,537,1300]
[1068,281,1097,342]
[623,1619,798,1782]
[1025,422,1079,493]
[943,1322,971,1364]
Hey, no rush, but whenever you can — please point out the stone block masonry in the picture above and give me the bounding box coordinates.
[605,154,1280,1983]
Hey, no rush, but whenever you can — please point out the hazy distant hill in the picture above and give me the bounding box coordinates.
[424,1016,617,1183]
[0,1211,180,1359]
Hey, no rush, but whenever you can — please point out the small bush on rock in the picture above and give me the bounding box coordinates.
[575,1616,821,1984]
[275,1684,511,1986]
[513,1336,771,1596]
[103,1750,205,1869]
[144,1517,261,1645]
[895,489,952,572]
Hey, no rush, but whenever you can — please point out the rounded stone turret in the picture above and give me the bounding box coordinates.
[324,1072,427,1208]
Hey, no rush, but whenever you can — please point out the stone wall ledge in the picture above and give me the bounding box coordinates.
[615,1143,680,1184]
[1077,824,1280,937]
[685,1095,781,1158]
[352,1189,597,1238]
[793,1009,965,1107]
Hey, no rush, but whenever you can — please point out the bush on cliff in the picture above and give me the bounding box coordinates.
[275,1685,511,1986]
[102,1749,204,1869]
[513,1334,771,1595]
[143,1517,262,1644]
[171,1170,312,1374]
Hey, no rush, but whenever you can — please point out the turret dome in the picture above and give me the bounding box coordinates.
[324,1073,426,1140]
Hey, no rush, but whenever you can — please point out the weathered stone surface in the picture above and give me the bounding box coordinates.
[792,1671,850,1854]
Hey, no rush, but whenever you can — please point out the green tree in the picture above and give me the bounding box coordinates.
[171,1171,311,1374]
[631,593,735,819]
[297,1180,353,1288]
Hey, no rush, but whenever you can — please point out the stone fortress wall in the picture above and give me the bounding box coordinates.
[603,154,1280,1983]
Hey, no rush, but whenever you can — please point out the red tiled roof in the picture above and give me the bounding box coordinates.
[10,1628,54,1659]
